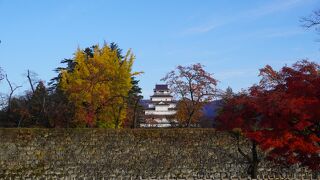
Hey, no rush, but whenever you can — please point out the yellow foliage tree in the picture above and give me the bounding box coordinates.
[60,44,137,128]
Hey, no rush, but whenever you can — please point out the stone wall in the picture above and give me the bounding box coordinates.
[0,129,316,179]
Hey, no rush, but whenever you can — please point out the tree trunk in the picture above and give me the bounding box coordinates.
[186,109,195,128]
[236,134,259,179]
[132,98,139,129]
[132,110,136,129]
[186,117,191,128]
[27,70,35,93]
[250,141,258,179]
[114,106,123,129]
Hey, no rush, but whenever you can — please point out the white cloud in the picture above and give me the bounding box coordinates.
[182,21,227,35]
[182,0,312,35]
[246,0,305,18]
[264,29,305,38]
[238,27,306,39]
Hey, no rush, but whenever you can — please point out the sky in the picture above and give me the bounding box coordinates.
[0,0,319,98]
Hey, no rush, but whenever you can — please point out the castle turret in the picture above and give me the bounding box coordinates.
[140,84,177,127]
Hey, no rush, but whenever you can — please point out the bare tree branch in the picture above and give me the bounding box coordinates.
[27,70,35,93]
[301,10,320,31]
[5,74,22,113]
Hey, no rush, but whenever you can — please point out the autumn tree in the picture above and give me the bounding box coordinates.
[3,69,70,128]
[0,68,67,128]
[175,100,203,127]
[216,92,262,178]
[60,44,138,128]
[4,80,50,127]
[124,77,144,128]
[251,60,320,172]
[162,63,218,127]
[216,60,320,178]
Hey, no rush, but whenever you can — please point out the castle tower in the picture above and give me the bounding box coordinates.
[140,84,177,127]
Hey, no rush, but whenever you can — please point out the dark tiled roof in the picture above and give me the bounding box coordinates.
[155,102,170,106]
[144,114,176,118]
[154,84,169,90]
[150,94,173,97]
[168,108,177,110]
[145,107,155,110]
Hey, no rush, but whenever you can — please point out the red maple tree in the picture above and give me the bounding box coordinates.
[216,60,320,178]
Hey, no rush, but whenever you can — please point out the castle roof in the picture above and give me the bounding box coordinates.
[154,84,169,91]
[156,102,171,105]
[150,94,173,98]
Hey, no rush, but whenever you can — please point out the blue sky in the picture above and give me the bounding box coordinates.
[0,0,319,98]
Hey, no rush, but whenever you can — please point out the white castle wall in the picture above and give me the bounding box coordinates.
[151,97,173,101]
